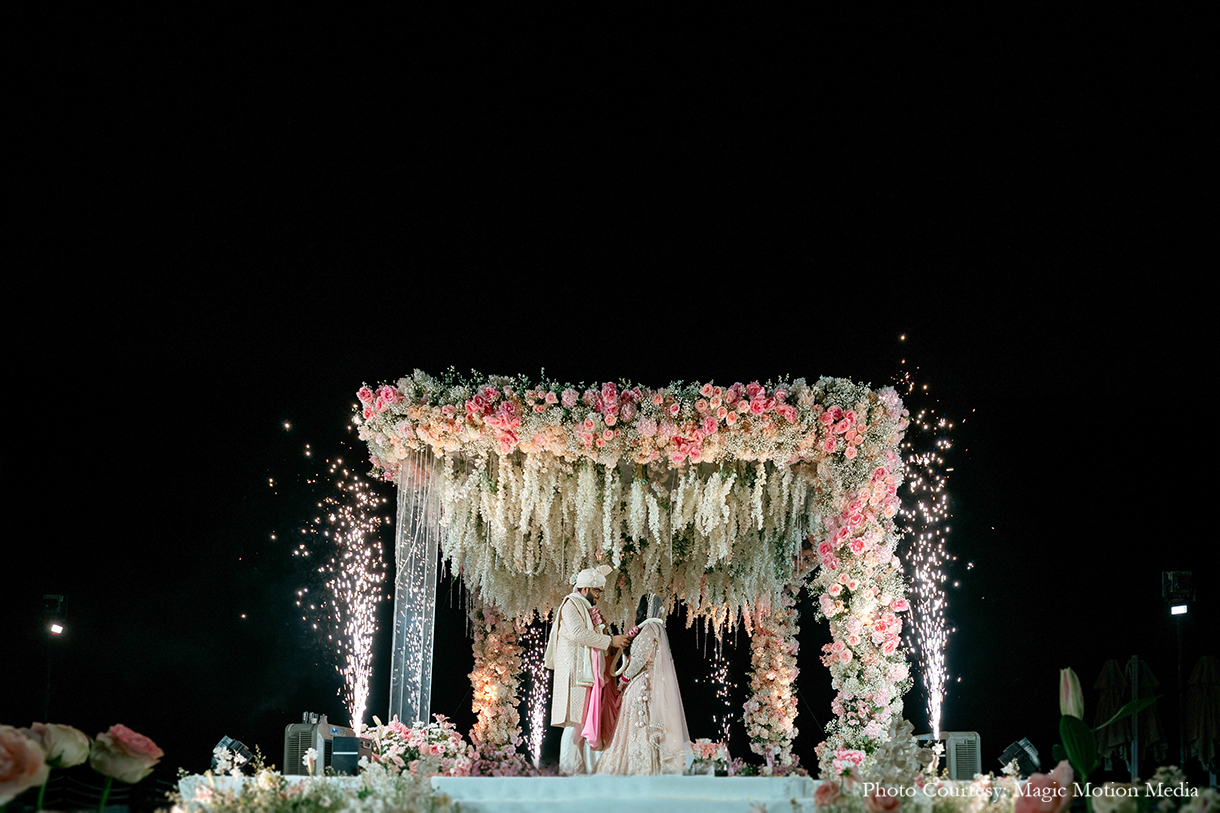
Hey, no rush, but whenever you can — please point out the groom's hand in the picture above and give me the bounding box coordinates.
[610,634,630,649]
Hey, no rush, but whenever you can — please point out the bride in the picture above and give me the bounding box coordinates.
[594,594,691,775]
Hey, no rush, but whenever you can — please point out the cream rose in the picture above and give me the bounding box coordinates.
[19,722,90,768]
[1,725,50,805]
[89,724,163,783]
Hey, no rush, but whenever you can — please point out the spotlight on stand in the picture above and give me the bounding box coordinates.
[212,736,254,771]
[999,738,1040,778]
[1163,572,1194,615]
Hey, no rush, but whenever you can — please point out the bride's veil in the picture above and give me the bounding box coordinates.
[643,594,691,762]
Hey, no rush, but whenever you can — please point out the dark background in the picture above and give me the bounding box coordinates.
[5,3,1212,795]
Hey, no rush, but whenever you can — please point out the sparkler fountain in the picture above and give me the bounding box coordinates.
[289,446,389,733]
[895,360,954,740]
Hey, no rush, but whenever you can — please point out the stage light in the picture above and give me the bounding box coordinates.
[212,736,254,771]
[50,623,64,634]
[1171,604,1188,615]
[999,737,1040,778]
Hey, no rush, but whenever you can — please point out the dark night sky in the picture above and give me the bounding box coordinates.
[5,6,1213,789]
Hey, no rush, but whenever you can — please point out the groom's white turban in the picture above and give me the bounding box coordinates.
[572,564,613,589]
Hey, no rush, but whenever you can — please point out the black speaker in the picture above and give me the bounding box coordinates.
[331,736,370,775]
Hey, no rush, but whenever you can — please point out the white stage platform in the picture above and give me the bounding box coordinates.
[179,773,819,812]
[433,775,819,812]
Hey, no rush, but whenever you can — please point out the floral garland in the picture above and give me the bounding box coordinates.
[466,601,535,776]
[174,761,453,813]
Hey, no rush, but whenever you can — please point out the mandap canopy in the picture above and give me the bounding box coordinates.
[356,369,913,775]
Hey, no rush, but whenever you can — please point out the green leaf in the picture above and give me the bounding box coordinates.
[1060,714,1099,779]
[1052,743,1067,763]
[1094,695,1160,732]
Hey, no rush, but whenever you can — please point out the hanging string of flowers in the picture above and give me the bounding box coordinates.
[357,371,908,626]
[466,601,533,776]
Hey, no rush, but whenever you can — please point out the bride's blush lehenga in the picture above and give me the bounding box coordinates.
[594,614,691,775]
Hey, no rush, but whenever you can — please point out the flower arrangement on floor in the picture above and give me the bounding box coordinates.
[690,739,731,775]
[1,721,162,811]
[466,601,536,776]
[174,759,453,813]
[363,715,473,777]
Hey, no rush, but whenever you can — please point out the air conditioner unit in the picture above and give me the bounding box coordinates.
[943,731,981,780]
[915,731,982,780]
[283,715,356,776]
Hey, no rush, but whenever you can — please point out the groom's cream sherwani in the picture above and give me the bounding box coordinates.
[544,591,611,727]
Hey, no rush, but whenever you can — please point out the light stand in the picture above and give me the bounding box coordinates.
[1162,571,1194,767]
[42,594,65,721]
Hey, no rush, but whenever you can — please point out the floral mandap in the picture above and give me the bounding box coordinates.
[356,369,914,776]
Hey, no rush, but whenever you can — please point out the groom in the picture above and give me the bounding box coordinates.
[544,565,631,775]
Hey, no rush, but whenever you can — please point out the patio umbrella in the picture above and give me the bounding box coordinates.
[1185,655,1220,773]
[1126,658,1167,766]
[1094,660,1130,768]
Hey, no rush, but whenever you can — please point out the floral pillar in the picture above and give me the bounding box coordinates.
[744,589,802,772]
[468,600,533,774]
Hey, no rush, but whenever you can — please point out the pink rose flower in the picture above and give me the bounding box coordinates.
[725,411,738,426]
[864,788,902,813]
[375,380,400,402]
[1014,761,1074,813]
[1,726,50,805]
[89,724,163,784]
[669,402,680,415]
[891,598,909,612]
[545,391,558,405]
[814,780,842,807]
[562,388,578,408]
[357,386,375,404]
[845,446,858,460]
